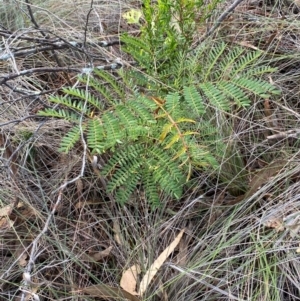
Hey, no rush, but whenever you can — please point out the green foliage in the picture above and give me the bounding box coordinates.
[59,125,84,153]
[123,37,280,109]
[39,77,219,206]
[38,61,279,206]
[121,1,279,100]
[121,0,222,91]
[38,0,280,207]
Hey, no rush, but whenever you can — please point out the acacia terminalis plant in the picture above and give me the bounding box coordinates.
[39,53,279,207]
[38,0,280,207]
[39,69,219,206]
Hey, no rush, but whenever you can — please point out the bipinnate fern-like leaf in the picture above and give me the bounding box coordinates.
[79,74,115,105]
[164,92,182,120]
[93,69,125,100]
[49,96,90,115]
[199,82,229,111]
[203,43,228,81]
[103,143,186,204]
[104,145,143,204]
[122,37,280,110]
[126,95,157,123]
[87,119,105,154]
[147,145,185,199]
[107,157,141,193]
[62,87,104,111]
[143,170,160,208]
[217,81,249,108]
[38,43,280,206]
[232,77,279,98]
[231,49,263,76]
[216,46,244,78]
[244,66,276,77]
[59,125,84,153]
[38,108,80,122]
[183,86,205,115]
[115,173,141,205]
[121,33,152,70]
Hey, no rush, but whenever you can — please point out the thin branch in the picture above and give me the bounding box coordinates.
[20,183,67,301]
[0,29,58,43]
[0,29,122,48]
[0,89,57,105]
[83,0,94,48]
[0,61,123,85]
[0,115,43,127]
[190,0,246,50]
[0,39,123,61]
[3,82,47,95]
[267,129,300,140]
[25,0,41,30]
[205,0,246,38]
[0,44,76,60]
[24,0,70,86]
[0,67,80,84]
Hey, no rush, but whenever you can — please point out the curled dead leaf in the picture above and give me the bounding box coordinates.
[81,246,112,262]
[0,217,14,229]
[0,203,21,229]
[113,220,123,246]
[75,200,102,209]
[0,204,14,216]
[263,218,284,232]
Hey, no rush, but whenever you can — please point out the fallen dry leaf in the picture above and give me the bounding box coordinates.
[113,220,123,246]
[75,200,102,209]
[24,285,39,301]
[139,228,185,296]
[20,207,39,219]
[120,264,141,295]
[0,203,19,229]
[78,283,140,301]
[263,217,284,232]
[264,212,300,238]
[0,202,37,225]
[224,161,289,206]
[81,246,112,262]
[0,217,14,229]
[0,202,24,217]
[17,250,28,267]
[0,204,13,216]
[296,242,300,253]
[90,246,112,261]
[235,41,258,50]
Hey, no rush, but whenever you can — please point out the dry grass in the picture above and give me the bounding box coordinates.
[2,0,300,300]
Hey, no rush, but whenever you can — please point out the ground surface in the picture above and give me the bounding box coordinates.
[1,0,300,300]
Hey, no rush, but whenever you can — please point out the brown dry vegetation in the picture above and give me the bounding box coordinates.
[1,0,300,300]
